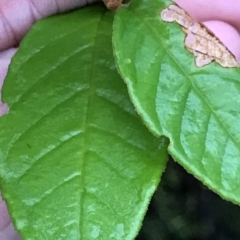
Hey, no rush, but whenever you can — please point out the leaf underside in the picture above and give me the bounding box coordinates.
[0,4,168,239]
[113,0,240,204]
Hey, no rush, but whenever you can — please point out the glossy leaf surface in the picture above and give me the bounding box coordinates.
[0,4,168,239]
[113,0,240,203]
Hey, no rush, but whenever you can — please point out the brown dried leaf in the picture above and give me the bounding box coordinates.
[160,5,240,68]
[102,0,124,10]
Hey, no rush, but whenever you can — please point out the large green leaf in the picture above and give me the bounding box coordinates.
[113,0,240,204]
[0,4,168,239]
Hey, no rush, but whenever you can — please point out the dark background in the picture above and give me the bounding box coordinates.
[137,158,240,240]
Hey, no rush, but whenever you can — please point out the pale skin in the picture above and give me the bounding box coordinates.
[0,0,240,239]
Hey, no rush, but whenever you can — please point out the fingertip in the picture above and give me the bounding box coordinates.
[0,48,17,116]
[173,0,240,32]
[203,21,240,62]
[0,48,18,86]
[0,48,18,60]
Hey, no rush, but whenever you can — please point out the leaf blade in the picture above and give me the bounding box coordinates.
[113,0,240,203]
[0,4,168,239]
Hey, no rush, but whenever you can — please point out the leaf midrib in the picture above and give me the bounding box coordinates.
[78,11,106,239]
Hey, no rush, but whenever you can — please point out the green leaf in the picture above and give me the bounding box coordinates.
[0,4,168,239]
[113,0,240,204]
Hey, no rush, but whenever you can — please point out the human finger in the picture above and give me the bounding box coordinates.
[203,21,240,61]
[174,0,240,32]
[0,48,17,116]
[173,0,240,61]
[0,193,21,240]
[0,0,99,51]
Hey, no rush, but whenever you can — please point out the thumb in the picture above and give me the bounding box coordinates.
[0,0,100,51]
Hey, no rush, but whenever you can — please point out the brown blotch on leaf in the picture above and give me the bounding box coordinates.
[160,5,240,68]
[102,0,125,10]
